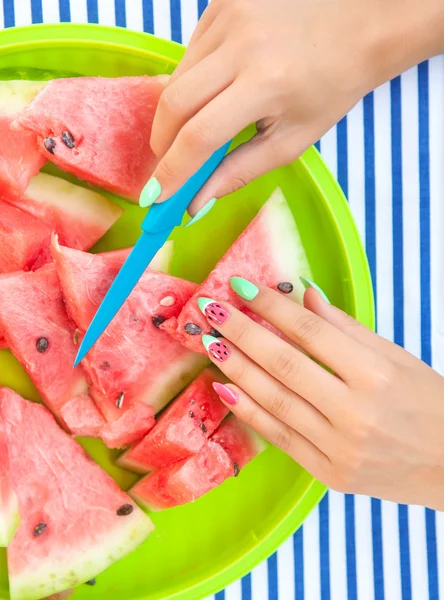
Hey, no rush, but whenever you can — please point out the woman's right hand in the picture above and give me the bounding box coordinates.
[145,0,444,218]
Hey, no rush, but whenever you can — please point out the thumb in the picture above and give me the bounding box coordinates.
[186,129,302,220]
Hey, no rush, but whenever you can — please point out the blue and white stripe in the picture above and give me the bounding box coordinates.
[1,1,443,598]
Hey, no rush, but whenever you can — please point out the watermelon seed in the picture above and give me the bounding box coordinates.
[117,504,134,516]
[152,315,166,328]
[160,295,175,307]
[73,329,81,346]
[100,361,110,371]
[61,131,75,149]
[184,323,202,335]
[116,393,125,409]
[233,462,240,477]
[210,328,222,337]
[33,522,47,537]
[43,137,56,154]
[85,579,96,586]
[199,422,207,433]
[189,411,194,418]
[277,282,294,294]
[36,337,49,353]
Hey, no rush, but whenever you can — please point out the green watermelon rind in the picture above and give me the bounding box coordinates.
[0,495,20,548]
[0,80,47,116]
[10,510,154,600]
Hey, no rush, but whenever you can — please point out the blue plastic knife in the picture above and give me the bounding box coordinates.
[74,140,232,366]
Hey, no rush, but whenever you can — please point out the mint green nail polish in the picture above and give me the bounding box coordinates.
[300,276,330,304]
[202,334,218,351]
[197,297,213,314]
[230,277,259,301]
[185,198,217,228]
[139,177,161,208]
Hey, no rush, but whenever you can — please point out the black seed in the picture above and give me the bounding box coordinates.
[100,361,110,371]
[43,137,56,154]
[184,323,202,335]
[233,462,240,477]
[189,411,194,418]
[61,131,75,149]
[85,579,96,586]
[116,393,125,409]
[152,315,166,328]
[210,328,222,338]
[33,522,47,537]
[36,337,49,353]
[277,281,294,294]
[73,329,81,346]
[117,504,134,516]
[199,422,207,434]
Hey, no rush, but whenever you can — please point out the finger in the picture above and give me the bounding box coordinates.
[199,300,344,410]
[151,49,236,159]
[212,381,331,481]
[202,334,335,448]
[187,126,302,216]
[150,79,264,203]
[228,280,379,381]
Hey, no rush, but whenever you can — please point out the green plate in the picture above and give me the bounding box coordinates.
[0,24,374,600]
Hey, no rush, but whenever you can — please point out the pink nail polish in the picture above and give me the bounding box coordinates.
[202,335,231,362]
[212,382,238,405]
[205,302,230,325]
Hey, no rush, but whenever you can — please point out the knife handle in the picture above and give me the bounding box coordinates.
[141,140,232,234]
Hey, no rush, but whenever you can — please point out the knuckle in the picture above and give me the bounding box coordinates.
[270,348,299,380]
[230,320,249,346]
[368,360,396,392]
[274,425,293,453]
[154,159,175,184]
[230,361,248,385]
[268,392,292,420]
[181,119,213,150]
[291,314,322,346]
[159,85,184,118]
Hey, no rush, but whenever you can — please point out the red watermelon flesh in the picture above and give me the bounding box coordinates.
[52,241,207,425]
[0,411,20,547]
[0,202,52,273]
[118,367,229,473]
[60,394,105,438]
[0,388,154,600]
[13,76,164,200]
[130,440,233,511]
[0,264,96,430]
[211,415,266,471]
[161,188,313,354]
[0,80,47,196]
[4,172,124,251]
[100,402,155,449]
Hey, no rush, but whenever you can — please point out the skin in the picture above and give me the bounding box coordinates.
[201,285,444,510]
[150,0,444,214]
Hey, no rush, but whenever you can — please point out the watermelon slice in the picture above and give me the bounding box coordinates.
[100,402,155,449]
[118,368,229,473]
[0,202,52,273]
[161,188,313,353]
[0,387,154,600]
[13,76,164,200]
[0,411,20,547]
[5,172,124,251]
[0,80,47,196]
[52,240,207,424]
[130,416,265,511]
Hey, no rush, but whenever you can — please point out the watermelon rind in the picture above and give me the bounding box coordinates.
[0,80,46,116]
[0,493,20,548]
[10,510,154,600]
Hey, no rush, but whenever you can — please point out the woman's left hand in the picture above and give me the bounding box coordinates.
[199,277,444,510]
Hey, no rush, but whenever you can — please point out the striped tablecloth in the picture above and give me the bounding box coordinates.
[1,1,443,599]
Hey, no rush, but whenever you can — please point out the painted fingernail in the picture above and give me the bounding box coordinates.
[139,177,161,208]
[212,382,238,405]
[299,277,330,304]
[197,298,230,325]
[230,277,259,301]
[185,198,217,228]
[202,334,231,362]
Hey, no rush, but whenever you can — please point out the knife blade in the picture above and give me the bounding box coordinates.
[74,140,232,366]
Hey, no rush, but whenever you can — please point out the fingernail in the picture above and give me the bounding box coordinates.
[139,177,162,208]
[212,382,238,405]
[230,277,259,301]
[185,198,217,228]
[299,277,330,304]
[202,334,231,362]
[198,298,230,325]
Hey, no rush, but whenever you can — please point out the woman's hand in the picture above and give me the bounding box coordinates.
[142,0,444,218]
[198,278,444,510]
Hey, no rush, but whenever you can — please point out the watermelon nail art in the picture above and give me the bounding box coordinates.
[198,298,230,325]
[202,335,231,362]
